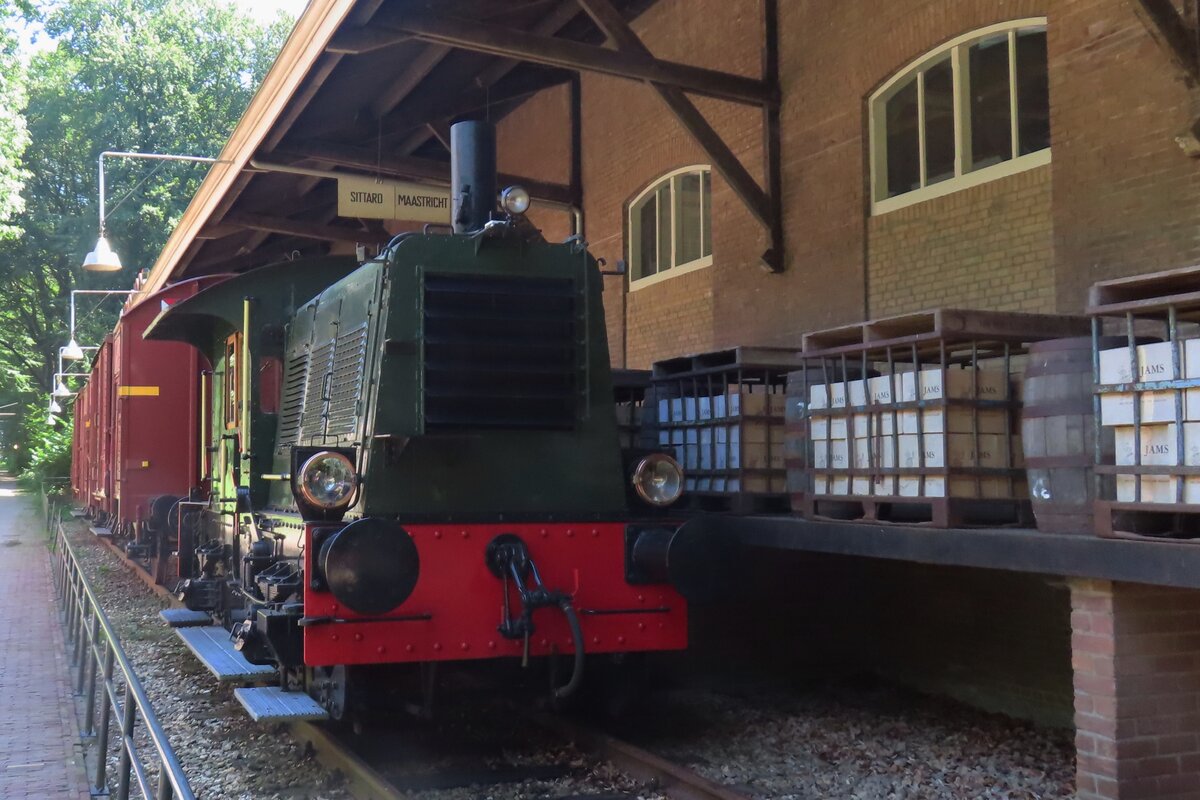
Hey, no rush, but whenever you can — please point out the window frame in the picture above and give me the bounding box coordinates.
[868,18,1050,216]
[627,165,713,291]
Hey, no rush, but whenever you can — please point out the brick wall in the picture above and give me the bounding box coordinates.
[1050,0,1200,312]
[692,551,1074,727]
[868,166,1055,317]
[1073,579,1200,799]
[494,0,1200,363]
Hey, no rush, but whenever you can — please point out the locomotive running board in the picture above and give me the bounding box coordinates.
[159,608,213,628]
[234,687,329,722]
[174,626,276,682]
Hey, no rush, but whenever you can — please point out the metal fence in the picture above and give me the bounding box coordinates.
[47,503,195,800]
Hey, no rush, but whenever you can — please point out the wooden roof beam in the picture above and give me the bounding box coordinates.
[384,67,574,148]
[189,238,329,275]
[578,0,783,270]
[275,140,576,205]
[326,26,411,55]
[383,13,778,107]
[1135,0,1200,85]
[223,212,392,245]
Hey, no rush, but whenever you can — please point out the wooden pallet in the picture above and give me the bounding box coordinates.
[651,345,803,379]
[1088,264,1200,316]
[678,491,791,514]
[1094,500,1200,542]
[804,493,1033,528]
[801,308,1090,356]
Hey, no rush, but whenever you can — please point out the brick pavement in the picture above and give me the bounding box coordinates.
[0,478,92,799]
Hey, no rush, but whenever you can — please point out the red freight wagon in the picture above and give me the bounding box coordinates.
[108,277,226,540]
[71,377,92,508]
[69,384,84,506]
[91,335,114,517]
[72,277,227,538]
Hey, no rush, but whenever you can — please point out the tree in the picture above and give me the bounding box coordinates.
[0,1,31,240]
[0,0,291,474]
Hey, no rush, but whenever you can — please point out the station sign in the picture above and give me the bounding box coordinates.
[337,176,451,224]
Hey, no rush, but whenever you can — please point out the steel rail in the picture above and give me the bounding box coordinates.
[529,712,752,800]
[47,504,195,800]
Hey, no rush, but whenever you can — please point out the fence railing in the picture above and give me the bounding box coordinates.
[47,503,195,800]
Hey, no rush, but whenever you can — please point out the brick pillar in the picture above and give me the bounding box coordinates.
[1072,579,1200,799]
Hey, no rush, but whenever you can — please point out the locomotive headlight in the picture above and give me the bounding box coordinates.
[297,451,358,510]
[631,453,684,507]
[500,185,531,215]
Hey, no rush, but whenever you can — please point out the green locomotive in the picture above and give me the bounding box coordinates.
[146,122,710,715]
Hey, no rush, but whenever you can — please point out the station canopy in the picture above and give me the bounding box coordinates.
[142,0,679,294]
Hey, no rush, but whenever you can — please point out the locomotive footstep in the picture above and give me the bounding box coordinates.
[175,626,276,683]
[235,686,329,722]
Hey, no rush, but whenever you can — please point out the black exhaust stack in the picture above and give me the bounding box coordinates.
[450,120,497,234]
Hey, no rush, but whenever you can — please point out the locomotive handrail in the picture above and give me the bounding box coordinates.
[46,503,196,800]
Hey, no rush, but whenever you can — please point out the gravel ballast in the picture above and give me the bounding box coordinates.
[55,513,1074,799]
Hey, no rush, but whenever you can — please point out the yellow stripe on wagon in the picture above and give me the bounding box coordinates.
[118,385,160,397]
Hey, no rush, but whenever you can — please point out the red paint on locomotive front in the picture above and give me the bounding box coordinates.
[303,522,688,667]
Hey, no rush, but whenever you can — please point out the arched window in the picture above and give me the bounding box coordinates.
[869,19,1049,214]
[627,166,712,288]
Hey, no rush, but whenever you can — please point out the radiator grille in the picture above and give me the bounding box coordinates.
[325,323,369,439]
[423,273,579,430]
[298,339,336,442]
[276,351,310,448]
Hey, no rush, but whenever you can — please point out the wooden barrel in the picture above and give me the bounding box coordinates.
[1020,337,1116,534]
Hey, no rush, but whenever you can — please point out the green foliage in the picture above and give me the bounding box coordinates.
[0,0,291,475]
[0,1,31,239]
[14,399,71,490]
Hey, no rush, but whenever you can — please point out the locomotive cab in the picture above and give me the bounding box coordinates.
[145,120,728,715]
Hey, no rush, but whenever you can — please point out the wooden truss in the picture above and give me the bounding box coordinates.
[322,0,785,272]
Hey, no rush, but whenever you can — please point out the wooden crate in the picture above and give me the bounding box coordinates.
[1089,266,1200,542]
[797,308,1089,528]
[651,346,801,511]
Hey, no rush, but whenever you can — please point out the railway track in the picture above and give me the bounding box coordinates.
[291,711,751,800]
[88,528,750,800]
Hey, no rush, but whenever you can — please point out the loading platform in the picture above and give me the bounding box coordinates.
[709,515,1200,588]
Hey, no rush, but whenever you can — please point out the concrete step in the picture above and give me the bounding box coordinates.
[234,687,328,722]
[88,526,111,537]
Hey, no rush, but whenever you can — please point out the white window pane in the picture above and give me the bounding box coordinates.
[636,195,658,278]
[923,58,955,185]
[1016,28,1049,155]
[656,184,671,272]
[675,172,703,266]
[885,79,920,197]
[969,33,1012,169]
[701,171,712,257]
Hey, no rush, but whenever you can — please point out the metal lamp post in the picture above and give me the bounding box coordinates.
[82,151,218,273]
[63,289,137,361]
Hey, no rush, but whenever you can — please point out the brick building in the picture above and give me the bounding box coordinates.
[492,4,1200,797]
[138,1,1200,797]
[489,0,1200,370]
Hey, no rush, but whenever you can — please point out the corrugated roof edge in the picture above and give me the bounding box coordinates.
[142,0,357,296]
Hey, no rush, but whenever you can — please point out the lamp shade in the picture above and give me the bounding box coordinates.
[82,236,122,272]
[47,413,56,426]
[49,399,62,414]
[63,339,85,361]
[52,378,72,398]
